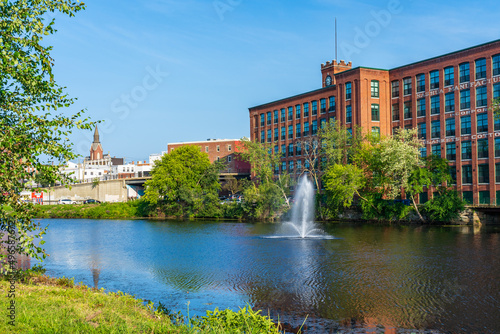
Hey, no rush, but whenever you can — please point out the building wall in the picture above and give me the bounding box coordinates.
[249,39,500,205]
[42,179,128,203]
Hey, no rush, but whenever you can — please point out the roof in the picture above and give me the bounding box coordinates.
[168,139,241,146]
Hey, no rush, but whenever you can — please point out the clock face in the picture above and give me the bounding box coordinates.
[325,75,332,86]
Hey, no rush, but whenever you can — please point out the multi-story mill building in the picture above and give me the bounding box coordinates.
[249,39,500,205]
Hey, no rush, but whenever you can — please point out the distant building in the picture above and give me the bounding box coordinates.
[167,139,251,176]
[84,127,124,167]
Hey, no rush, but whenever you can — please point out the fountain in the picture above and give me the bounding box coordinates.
[271,175,335,239]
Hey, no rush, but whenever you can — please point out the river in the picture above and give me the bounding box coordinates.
[33,219,500,333]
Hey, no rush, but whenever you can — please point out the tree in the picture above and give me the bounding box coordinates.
[143,146,221,217]
[0,1,92,270]
[492,97,500,121]
[322,164,366,216]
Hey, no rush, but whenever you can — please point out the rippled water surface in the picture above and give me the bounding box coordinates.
[35,219,500,333]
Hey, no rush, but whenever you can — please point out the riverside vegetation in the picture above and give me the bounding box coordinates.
[0,267,288,334]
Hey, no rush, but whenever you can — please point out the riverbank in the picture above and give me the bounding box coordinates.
[0,272,285,333]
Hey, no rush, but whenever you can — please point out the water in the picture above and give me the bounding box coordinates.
[34,219,500,333]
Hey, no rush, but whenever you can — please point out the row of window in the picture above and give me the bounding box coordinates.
[391,55,500,98]
[420,137,500,161]
[260,120,330,143]
[259,97,335,127]
[392,83,500,120]
[201,145,232,153]
[274,159,312,173]
[414,114,500,140]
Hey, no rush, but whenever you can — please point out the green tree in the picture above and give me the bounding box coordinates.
[322,164,365,216]
[492,97,500,121]
[0,1,91,269]
[143,146,221,217]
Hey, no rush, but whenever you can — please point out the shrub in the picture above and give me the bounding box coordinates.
[423,189,465,222]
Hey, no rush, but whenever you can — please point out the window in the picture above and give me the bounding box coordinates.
[304,122,309,136]
[431,95,440,115]
[372,126,380,138]
[391,80,399,98]
[205,146,209,153]
[345,82,352,100]
[418,123,426,139]
[431,120,440,138]
[477,138,489,158]
[297,159,302,171]
[460,89,470,109]
[371,104,380,121]
[479,191,490,205]
[288,107,293,120]
[281,108,286,122]
[416,74,425,92]
[496,138,500,157]
[320,118,327,129]
[288,143,294,157]
[445,93,455,112]
[320,99,326,113]
[274,128,278,141]
[420,147,427,158]
[445,118,455,137]
[476,86,487,107]
[260,114,265,127]
[227,156,232,162]
[296,142,302,155]
[496,116,500,131]
[446,143,456,161]
[462,141,472,160]
[371,80,379,98]
[444,66,454,86]
[463,190,473,204]
[296,105,301,119]
[260,131,264,143]
[312,101,318,116]
[475,58,486,80]
[417,98,426,117]
[274,145,278,154]
[281,145,286,156]
[346,105,352,123]
[419,192,428,204]
[493,54,500,76]
[312,120,318,135]
[267,112,271,125]
[404,101,412,119]
[281,161,286,172]
[496,163,500,183]
[274,110,278,124]
[403,77,412,95]
[477,113,488,133]
[392,104,400,121]
[432,144,441,157]
[288,125,293,139]
[305,159,310,169]
[296,123,301,138]
[430,70,439,89]
[328,96,336,112]
[462,165,472,184]
[267,130,271,143]
[478,164,489,184]
[281,127,285,140]
[461,116,471,135]
[459,62,470,83]
[495,83,500,99]
[304,103,309,117]
[450,167,457,184]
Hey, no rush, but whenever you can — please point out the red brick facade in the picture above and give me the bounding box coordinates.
[249,39,500,205]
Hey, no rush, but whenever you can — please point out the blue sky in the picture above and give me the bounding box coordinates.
[47,0,500,162]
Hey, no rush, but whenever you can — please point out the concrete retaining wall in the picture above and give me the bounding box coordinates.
[41,179,128,203]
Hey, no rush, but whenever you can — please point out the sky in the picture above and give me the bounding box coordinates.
[45,0,500,162]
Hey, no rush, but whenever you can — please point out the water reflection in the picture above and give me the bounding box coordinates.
[35,219,500,333]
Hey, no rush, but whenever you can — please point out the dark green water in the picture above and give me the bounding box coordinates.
[35,219,500,333]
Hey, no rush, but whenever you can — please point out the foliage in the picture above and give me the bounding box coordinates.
[91,177,100,189]
[33,200,154,219]
[242,181,287,220]
[492,97,500,121]
[319,120,363,166]
[360,193,413,221]
[0,0,93,270]
[143,146,221,217]
[191,306,282,334]
[423,189,465,222]
[322,164,365,216]
[238,138,281,184]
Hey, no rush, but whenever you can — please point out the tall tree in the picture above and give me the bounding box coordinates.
[0,0,92,269]
[143,146,221,216]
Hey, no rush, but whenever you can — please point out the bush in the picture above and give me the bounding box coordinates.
[361,193,413,221]
[423,189,465,222]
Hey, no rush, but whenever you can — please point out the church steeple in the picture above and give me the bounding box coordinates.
[90,126,104,161]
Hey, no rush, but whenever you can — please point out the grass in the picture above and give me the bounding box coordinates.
[33,201,149,219]
[0,271,287,333]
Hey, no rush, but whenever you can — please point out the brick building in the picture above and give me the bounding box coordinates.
[249,39,500,205]
[167,139,251,176]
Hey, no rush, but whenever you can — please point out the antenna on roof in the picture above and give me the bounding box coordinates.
[335,17,338,61]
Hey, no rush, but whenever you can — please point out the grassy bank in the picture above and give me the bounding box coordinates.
[33,201,149,219]
[0,271,286,333]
